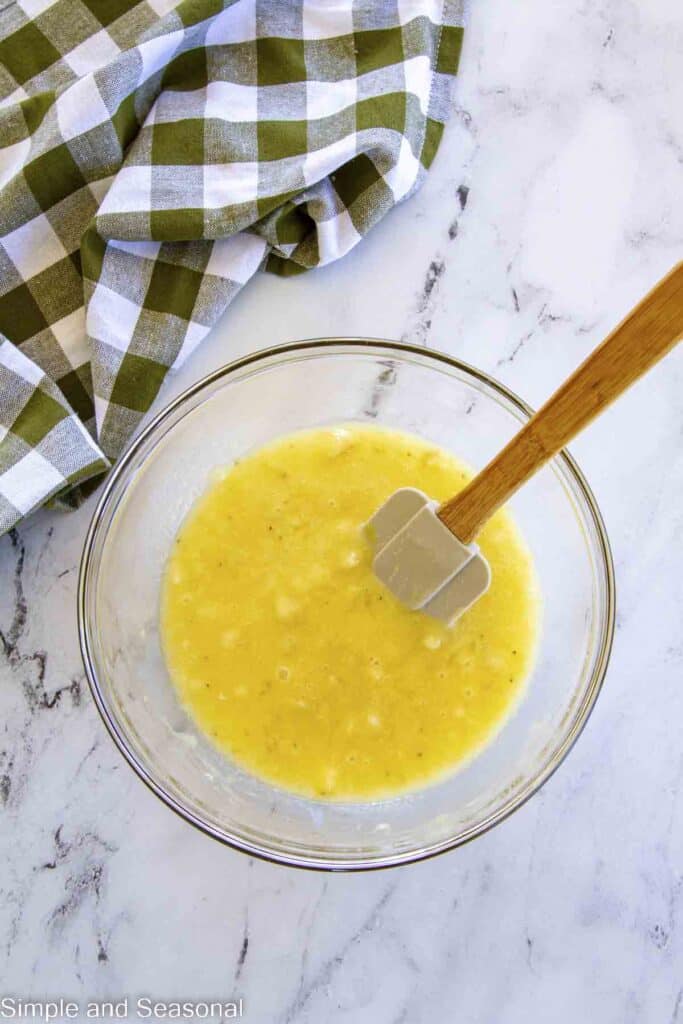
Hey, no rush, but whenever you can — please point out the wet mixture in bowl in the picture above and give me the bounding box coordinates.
[161,425,539,800]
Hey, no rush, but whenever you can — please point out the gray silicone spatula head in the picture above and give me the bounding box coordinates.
[365,488,491,626]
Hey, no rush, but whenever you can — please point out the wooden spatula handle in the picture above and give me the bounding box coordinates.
[438,261,683,543]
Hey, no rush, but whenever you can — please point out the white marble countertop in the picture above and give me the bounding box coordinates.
[2,1,682,1020]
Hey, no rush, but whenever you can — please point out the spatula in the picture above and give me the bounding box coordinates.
[367,261,683,625]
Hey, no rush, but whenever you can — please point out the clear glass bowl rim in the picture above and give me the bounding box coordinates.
[78,338,616,871]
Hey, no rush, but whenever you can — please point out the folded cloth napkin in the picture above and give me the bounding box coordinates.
[0,0,465,536]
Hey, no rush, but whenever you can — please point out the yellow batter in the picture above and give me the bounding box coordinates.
[161,425,538,800]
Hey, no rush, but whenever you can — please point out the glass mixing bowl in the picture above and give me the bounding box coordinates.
[78,340,614,870]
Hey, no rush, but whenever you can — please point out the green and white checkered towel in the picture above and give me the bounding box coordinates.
[0,0,464,536]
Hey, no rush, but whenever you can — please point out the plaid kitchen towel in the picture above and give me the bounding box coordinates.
[0,0,465,536]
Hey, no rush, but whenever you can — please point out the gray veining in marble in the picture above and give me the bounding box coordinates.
[1,0,682,1020]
